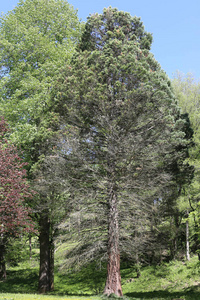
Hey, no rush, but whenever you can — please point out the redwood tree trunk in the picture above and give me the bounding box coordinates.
[38,213,50,293]
[104,186,123,296]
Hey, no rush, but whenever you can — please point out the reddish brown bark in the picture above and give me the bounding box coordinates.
[104,186,123,296]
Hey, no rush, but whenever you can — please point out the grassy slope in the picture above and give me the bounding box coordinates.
[121,256,200,299]
[1,243,200,300]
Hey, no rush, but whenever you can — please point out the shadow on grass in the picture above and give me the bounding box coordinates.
[0,268,38,294]
[125,289,200,300]
[2,265,200,300]
[53,263,107,296]
[0,264,106,296]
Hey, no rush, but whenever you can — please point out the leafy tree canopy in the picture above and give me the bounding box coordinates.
[0,0,81,163]
[0,117,35,235]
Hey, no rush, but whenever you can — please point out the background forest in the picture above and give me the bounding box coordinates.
[0,0,200,299]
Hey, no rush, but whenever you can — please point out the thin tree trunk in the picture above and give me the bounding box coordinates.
[192,214,200,260]
[0,243,6,280]
[170,213,179,260]
[38,213,50,293]
[29,234,32,260]
[104,185,123,297]
[78,205,81,238]
[135,252,141,278]
[186,210,190,261]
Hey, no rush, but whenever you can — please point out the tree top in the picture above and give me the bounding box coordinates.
[79,7,153,52]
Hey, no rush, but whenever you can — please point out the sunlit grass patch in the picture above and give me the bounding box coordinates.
[0,294,98,300]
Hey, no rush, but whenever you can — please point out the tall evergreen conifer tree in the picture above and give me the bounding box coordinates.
[54,7,189,296]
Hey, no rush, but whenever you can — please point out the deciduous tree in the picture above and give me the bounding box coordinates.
[0,117,35,280]
[172,72,200,259]
[0,0,81,292]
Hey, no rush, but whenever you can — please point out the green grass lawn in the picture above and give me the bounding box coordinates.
[0,294,103,300]
[0,294,101,300]
[1,255,200,299]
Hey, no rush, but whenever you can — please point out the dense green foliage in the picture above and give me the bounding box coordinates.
[0,0,81,293]
[0,0,81,161]
[172,72,200,259]
[52,7,194,296]
[0,0,198,298]
[0,117,36,280]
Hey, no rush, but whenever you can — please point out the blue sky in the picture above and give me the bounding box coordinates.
[1,0,200,79]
